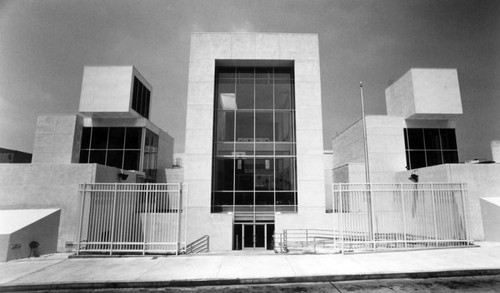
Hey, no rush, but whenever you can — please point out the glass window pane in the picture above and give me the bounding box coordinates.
[255,192,274,205]
[407,129,424,149]
[235,192,253,205]
[276,192,295,205]
[216,111,235,142]
[255,67,272,79]
[108,127,125,149]
[132,77,139,112]
[144,90,150,119]
[79,149,89,163]
[106,150,124,169]
[212,192,234,212]
[89,150,106,165]
[214,158,234,190]
[440,129,457,149]
[237,67,254,79]
[217,79,236,110]
[216,142,234,156]
[255,158,274,191]
[91,127,108,149]
[236,111,254,142]
[125,128,142,149]
[235,158,254,190]
[274,80,292,109]
[424,129,441,149]
[218,67,236,79]
[443,151,459,164]
[81,127,91,149]
[409,150,426,169]
[276,157,295,190]
[235,143,254,156]
[123,150,140,170]
[426,150,442,166]
[255,111,273,142]
[403,129,408,149]
[274,67,293,80]
[275,143,295,156]
[255,79,273,109]
[255,143,273,156]
[275,111,294,142]
[236,79,254,109]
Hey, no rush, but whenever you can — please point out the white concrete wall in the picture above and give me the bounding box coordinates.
[32,115,83,164]
[0,163,136,251]
[480,197,500,241]
[184,33,327,250]
[79,66,152,118]
[331,116,406,183]
[491,141,500,162]
[0,209,60,262]
[395,164,500,241]
[385,68,462,120]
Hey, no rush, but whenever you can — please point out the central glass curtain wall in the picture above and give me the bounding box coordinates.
[212,65,297,214]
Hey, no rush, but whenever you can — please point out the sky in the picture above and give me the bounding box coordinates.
[0,0,499,161]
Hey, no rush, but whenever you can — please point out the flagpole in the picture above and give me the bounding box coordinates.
[360,82,374,246]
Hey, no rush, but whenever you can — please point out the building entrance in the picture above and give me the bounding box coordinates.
[233,223,274,250]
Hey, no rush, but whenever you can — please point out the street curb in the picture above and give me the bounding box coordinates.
[2,269,500,292]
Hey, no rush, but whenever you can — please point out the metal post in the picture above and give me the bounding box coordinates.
[400,183,407,248]
[143,183,149,255]
[76,183,86,255]
[460,183,470,245]
[176,183,182,255]
[109,183,118,255]
[360,83,374,247]
[183,184,189,253]
[430,183,439,247]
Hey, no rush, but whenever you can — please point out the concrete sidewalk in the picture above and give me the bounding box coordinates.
[1,242,500,291]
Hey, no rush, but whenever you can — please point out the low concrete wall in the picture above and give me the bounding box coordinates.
[0,163,134,252]
[395,163,500,241]
[0,209,60,262]
[480,197,500,241]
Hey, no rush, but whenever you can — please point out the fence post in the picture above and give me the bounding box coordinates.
[430,183,439,247]
[109,182,118,255]
[306,230,309,247]
[76,183,86,255]
[176,183,182,255]
[340,185,344,254]
[143,183,149,255]
[460,183,470,245]
[400,183,407,248]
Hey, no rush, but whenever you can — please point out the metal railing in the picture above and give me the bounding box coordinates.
[332,183,472,252]
[74,183,186,255]
[184,235,209,254]
[274,229,335,253]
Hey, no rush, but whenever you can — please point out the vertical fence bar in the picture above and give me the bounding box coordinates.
[176,183,182,255]
[109,183,118,255]
[460,183,469,245]
[400,183,407,248]
[143,183,149,255]
[76,184,86,255]
[430,184,438,247]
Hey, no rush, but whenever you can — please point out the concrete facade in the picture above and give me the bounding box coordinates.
[395,164,500,240]
[0,209,60,262]
[386,68,463,120]
[183,33,329,250]
[32,115,83,164]
[331,116,406,183]
[79,66,152,119]
[491,141,500,162]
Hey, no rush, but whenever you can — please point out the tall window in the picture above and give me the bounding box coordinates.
[404,128,459,169]
[132,77,151,119]
[212,65,297,213]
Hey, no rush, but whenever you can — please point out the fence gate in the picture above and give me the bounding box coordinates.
[74,183,186,255]
[332,183,472,252]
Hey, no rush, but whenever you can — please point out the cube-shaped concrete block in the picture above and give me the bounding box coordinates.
[385,68,463,120]
[79,66,152,118]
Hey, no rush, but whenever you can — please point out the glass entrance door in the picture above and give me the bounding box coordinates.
[242,224,266,250]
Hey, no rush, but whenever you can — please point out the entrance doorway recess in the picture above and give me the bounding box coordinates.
[233,223,274,250]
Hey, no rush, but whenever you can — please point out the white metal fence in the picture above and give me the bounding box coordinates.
[331,183,472,252]
[74,183,186,255]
